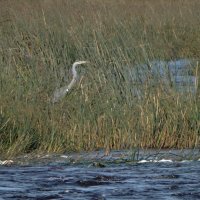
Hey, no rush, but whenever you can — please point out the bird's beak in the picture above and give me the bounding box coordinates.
[76,61,88,65]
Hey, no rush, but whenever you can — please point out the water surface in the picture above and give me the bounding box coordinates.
[0,149,200,200]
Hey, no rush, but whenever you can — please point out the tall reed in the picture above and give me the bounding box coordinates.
[0,0,199,157]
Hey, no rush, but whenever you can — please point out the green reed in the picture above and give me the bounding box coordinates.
[0,0,199,157]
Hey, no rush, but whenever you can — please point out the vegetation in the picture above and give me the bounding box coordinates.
[0,0,199,157]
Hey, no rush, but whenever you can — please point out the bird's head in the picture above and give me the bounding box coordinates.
[72,61,89,78]
[73,61,88,66]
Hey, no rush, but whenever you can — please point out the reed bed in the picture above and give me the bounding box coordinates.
[0,0,199,157]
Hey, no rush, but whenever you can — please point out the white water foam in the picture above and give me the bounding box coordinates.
[138,159,173,163]
[0,160,14,165]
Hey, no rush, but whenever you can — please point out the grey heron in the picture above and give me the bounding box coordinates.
[52,61,88,103]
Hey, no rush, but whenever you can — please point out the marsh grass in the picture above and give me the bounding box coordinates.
[0,0,199,157]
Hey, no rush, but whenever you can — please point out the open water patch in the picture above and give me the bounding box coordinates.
[124,58,198,97]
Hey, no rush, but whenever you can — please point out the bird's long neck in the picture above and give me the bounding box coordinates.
[66,63,78,91]
[72,63,78,80]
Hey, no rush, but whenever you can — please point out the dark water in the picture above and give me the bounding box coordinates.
[0,149,200,200]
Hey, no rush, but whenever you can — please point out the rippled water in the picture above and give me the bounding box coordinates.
[0,149,200,200]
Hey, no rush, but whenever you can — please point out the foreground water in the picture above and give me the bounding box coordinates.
[0,149,200,200]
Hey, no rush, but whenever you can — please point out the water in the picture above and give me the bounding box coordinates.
[0,149,200,200]
[126,59,198,97]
